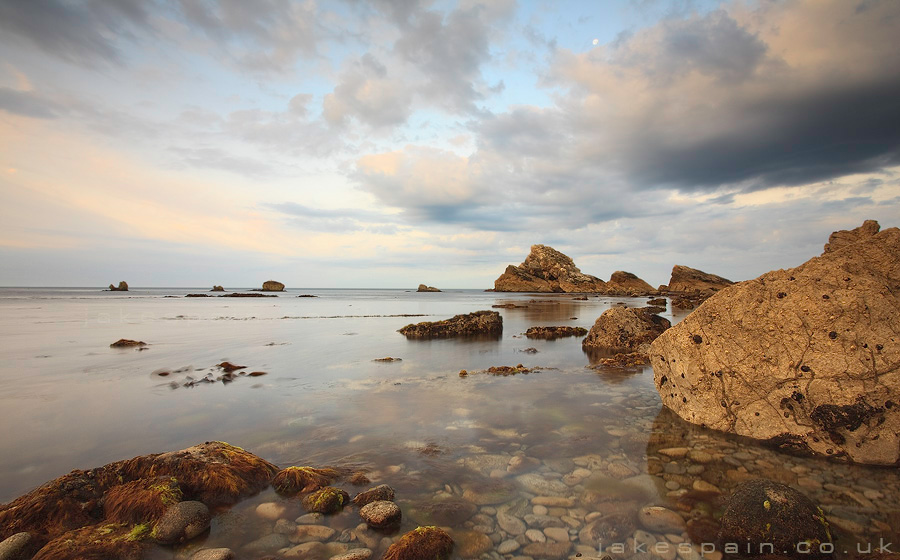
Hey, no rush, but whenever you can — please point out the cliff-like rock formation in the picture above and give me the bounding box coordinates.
[582,307,671,355]
[823,219,879,253]
[261,280,285,292]
[650,220,900,465]
[107,281,128,292]
[666,265,733,294]
[606,271,655,295]
[493,245,607,292]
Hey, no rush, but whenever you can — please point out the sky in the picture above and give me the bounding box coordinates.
[1,0,899,289]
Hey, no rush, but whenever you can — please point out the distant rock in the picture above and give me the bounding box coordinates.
[399,310,502,339]
[185,294,209,297]
[494,245,607,293]
[524,326,588,339]
[417,284,441,292]
[650,221,900,465]
[107,281,128,291]
[666,265,733,294]
[824,219,880,253]
[582,307,671,355]
[261,280,285,292]
[110,339,146,348]
[605,271,655,295]
[219,293,275,298]
[210,285,225,292]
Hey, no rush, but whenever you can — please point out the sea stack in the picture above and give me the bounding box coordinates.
[650,220,900,465]
[493,245,607,293]
[261,280,285,292]
[107,281,129,291]
[417,284,441,292]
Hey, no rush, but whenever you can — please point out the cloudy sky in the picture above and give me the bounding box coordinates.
[1,0,898,288]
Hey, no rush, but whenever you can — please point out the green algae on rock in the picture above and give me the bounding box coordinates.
[301,487,349,514]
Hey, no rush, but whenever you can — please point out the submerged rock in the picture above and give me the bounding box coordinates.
[718,479,832,559]
[261,280,285,292]
[301,487,349,514]
[493,244,607,293]
[352,484,395,507]
[359,500,401,529]
[108,281,129,291]
[524,326,588,339]
[151,501,210,544]
[666,265,734,294]
[398,310,502,339]
[382,526,454,560]
[651,221,900,465]
[416,284,441,292]
[582,307,671,355]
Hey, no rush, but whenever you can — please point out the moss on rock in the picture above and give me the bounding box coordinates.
[301,487,349,514]
[272,466,341,495]
[382,526,454,560]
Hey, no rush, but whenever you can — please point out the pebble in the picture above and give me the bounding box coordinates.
[0,533,31,560]
[531,496,574,507]
[190,550,234,560]
[525,528,546,542]
[543,527,569,542]
[691,480,720,493]
[290,525,337,544]
[256,502,287,521]
[532,505,548,515]
[638,506,686,533]
[296,513,324,524]
[274,519,296,535]
[359,501,401,529]
[497,511,526,535]
[329,549,373,560]
[498,539,520,553]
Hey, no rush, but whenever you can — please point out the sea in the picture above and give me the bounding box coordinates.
[0,287,896,559]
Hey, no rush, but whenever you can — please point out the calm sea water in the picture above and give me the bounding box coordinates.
[0,287,896,558]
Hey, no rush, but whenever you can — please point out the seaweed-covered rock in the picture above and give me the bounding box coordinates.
[301,487,349,514]
[110,339,146,348]
[718,479,832,559]
[103,477,182,525]
[383,526,454,560]
[582,307,671,355]
[0,442,276,551]
[352,484,395,507]
[272,467,340,495]
[262,280,285,291]
[399,311,502,339]
[524,326,588,339]
[359,500,401,529]
[32,524,148,560]
[151,501,210,544]
[651,223,900,465]
[493,245,607,293]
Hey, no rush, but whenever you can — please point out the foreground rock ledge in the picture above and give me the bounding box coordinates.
[399,310,502,339]
[0,442,278,557]
[650,222,900,465]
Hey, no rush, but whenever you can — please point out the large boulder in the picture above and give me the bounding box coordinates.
[494,245,607,292]
[666,265,733,294]
[399,311,502,339]
[606,271,655,295]
[582,307,671,355]
[261,280,285,292]
[650,222,900,465]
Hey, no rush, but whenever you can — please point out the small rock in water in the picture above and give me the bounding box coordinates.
[359,500,402,529]
[190,549,235,560]
[290,524,337,544]
[352,484,395,507]
[0,532,31,560]
[153,501,211,544]
[329,550,374,560]
[256,502,287,521]
[637,506,686,533]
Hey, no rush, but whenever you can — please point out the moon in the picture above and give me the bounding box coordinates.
[592,38,599,45]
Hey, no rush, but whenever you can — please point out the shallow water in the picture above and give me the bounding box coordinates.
[0,288,896,559]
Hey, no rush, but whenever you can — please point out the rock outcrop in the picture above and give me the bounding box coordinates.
[399,311,502,339]
[108,281,129,291]
[417,284,441,292]
[605,271,655,295]
[582,307,671,355]
[823,219,879,253]
[524,326,588,339]
[261,280,285,292]
[211,285,225,292]
[666,265,733,294]
[494,245,607,293]
[650,221,900,465]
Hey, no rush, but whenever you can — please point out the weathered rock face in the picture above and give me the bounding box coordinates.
[824,219,879,253]
[606,271,655,294]
[494,245,607,293]
[666,265,733,294]
[582,307,671,355]
[108,281,129,291]
[261,280,285,292]
[650,222,900,465]
[399,310,502,339]
[416,284,441,292]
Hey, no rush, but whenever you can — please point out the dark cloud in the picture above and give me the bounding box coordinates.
[0,88,59,118]
[0,0,151,65]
